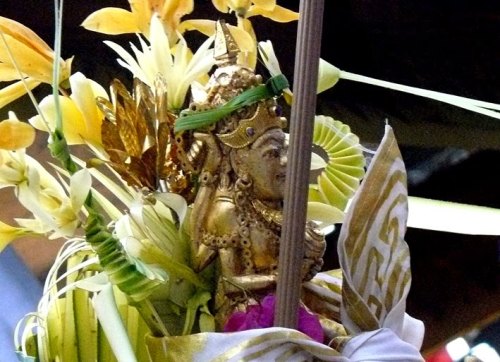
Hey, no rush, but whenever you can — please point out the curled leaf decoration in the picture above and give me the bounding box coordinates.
[309,116,366,211]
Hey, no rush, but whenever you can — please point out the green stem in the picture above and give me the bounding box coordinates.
[48,129,79,175]
[52,0,64,132]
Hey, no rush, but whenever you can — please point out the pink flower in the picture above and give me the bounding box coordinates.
[224,294,324,343]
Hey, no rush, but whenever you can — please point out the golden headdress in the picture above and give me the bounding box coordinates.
[175,20,288,171]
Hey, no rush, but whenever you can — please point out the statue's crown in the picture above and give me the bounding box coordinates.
[213,20,239,66]
[217,102,286,148]
[176,21,287,150]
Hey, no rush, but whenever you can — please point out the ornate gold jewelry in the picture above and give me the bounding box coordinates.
[251,199,283,226]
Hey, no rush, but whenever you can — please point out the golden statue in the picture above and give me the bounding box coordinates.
[180,21,326,328]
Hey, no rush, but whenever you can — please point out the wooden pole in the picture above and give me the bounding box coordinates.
[274,0,325,328]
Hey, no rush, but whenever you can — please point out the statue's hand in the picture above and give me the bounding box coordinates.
[302,221,326,281]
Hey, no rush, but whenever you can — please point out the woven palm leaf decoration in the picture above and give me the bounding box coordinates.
[309,116,366,212]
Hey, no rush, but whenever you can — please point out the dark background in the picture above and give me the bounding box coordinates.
[1,0,499,356]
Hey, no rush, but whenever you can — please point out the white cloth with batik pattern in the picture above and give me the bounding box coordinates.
[338,124,424,361]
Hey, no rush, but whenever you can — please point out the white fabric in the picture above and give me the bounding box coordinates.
[187,327,348,362]
[343,328,424,362]
[173,325,424,361]
[401,313,425,350]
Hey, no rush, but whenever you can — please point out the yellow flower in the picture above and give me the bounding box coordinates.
[82,0,194,46]
[177,19,254,60]
[258,40,341,103]
[213,0,299,22]
[105,16,215,111]
[29,72,107,145]
[0,220,33,253]
[82,0,262,68]
[0,112,35,150]
[0,16,72,108]
[211,1,298,68]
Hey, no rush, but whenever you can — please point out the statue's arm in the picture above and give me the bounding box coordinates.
[192,242,217,272]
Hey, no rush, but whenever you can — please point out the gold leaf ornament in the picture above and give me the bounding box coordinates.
[97,77,191,196]
[97,79,159,190]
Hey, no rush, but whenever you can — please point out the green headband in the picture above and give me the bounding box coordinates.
[174,74,289,133]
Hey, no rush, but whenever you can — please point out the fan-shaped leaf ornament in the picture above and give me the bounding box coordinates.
[309,116,366,211]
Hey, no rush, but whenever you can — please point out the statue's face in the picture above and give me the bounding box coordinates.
[232,128,288,200]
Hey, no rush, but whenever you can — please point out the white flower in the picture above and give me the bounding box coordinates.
[0,149,28,187]
[0,149,91,238]
[105,15,214,111]
[7,153,90,239]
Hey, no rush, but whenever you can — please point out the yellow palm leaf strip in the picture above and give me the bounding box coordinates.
[0,21,54,82]
[324,164,362,190]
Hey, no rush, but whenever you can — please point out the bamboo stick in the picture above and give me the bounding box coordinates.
[274,0,325,328]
